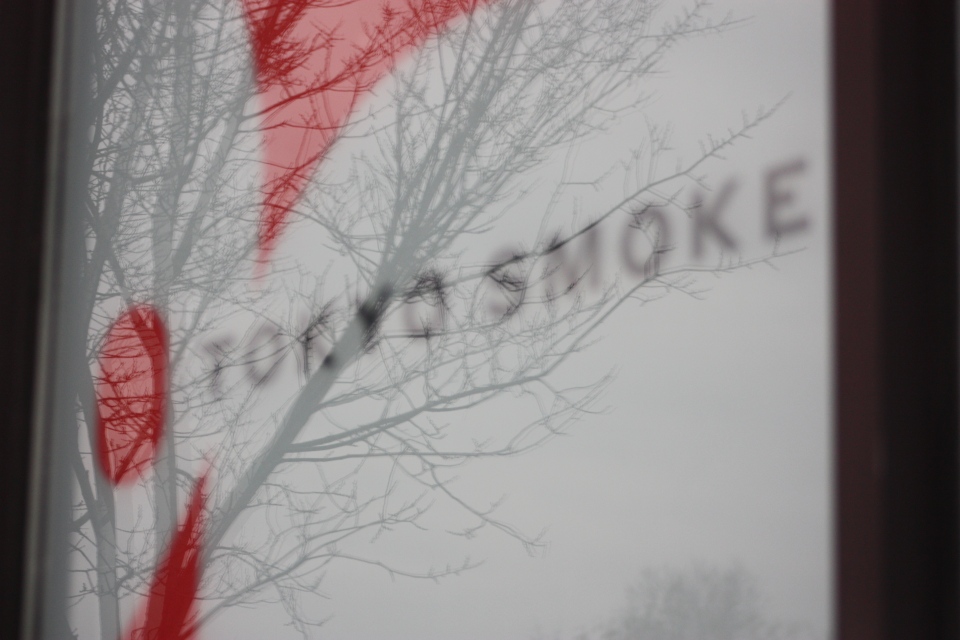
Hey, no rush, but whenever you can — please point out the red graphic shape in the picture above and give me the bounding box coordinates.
[96,305,168,485]
[123,474,208,640]
[242,0,496,268]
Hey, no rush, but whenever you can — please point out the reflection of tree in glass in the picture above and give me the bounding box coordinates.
[67,0,783,637]
[96,305,167,485]
[536,566,817,640]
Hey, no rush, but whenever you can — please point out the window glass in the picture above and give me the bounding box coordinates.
[36,1,831,638]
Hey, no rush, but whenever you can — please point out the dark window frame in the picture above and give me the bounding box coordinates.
[0,0,60,635]
[834,2,960,638]
[2,1,959,638]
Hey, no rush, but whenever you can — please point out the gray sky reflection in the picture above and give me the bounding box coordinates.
[205,1,831,638]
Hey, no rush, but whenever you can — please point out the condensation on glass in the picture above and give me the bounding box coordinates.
[31,1,832,638]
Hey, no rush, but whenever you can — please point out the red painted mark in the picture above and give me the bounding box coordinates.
[123,473,208,640]
[96,305,168,485]
[241,0,496,269]
[103,5,508,635]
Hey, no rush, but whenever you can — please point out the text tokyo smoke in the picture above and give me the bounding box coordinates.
[200,156,810,396]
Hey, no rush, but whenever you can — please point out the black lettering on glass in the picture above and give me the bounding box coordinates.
[202,336,235,399]
[403,269,448,339]
[622,205,672,278]
[484,248,529,320]
[245,323,285,387]
[765,157,809,238]
[691,180,738,258]
[542,225,601,298]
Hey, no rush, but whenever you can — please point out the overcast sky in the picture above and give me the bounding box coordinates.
[204,1,833,639]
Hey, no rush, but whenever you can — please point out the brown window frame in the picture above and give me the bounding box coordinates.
[834,2,960,638]
[0,0,60,635]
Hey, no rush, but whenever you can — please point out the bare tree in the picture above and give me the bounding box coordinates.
[63,0,785,638]
[532,565,818,640]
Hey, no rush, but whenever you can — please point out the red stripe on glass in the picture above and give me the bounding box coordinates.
[123,473,208,640]
[96,304,168,485]
[241,0,496,269]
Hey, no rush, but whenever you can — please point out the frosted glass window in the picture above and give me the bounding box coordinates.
[35,1,831,638]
